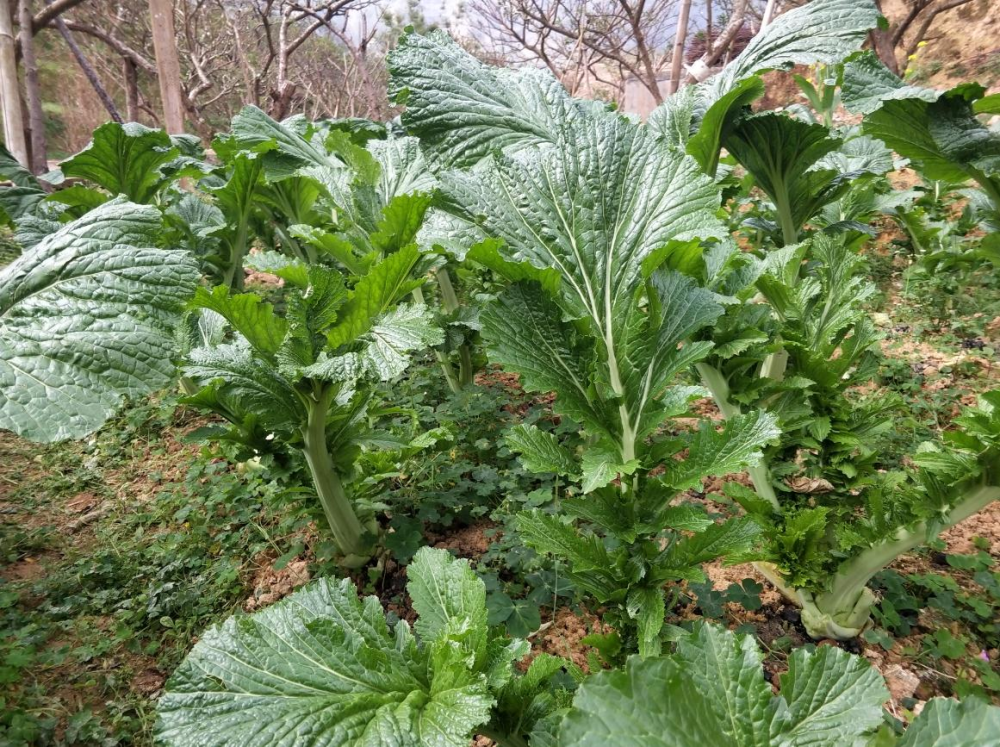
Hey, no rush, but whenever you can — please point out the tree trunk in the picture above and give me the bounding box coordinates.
[760,0,778,29]
[869,0,900,74]
[122,56,138,120]
[668,0,692,94]
[51,12,122,122]
[869,28,899,74]
[705,0,711,48]
[148,0,184,134]
[0,0,27,165]
[18,0,46,172]
[688,0,748,82]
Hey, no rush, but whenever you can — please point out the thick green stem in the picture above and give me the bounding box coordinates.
[758,202,798,390]
[434,268,477,388]
[773,483,1000,639]
[434,267,461,312]
[696,362,781,512]
[413,285,462,394]
[773,188,799,248]
[223,219,250,291]
[300,385,372,566]
[458,345,475,387]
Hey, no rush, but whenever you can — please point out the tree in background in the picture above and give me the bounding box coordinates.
[468,0,678,103]
[870,0,976,75]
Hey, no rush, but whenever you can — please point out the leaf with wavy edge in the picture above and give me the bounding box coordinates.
[559,624,889,747]
[0,199,198,442]
[156,548,495,747]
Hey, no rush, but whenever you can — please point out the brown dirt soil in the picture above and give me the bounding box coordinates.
[430,521,496,559]
[530,606,611,673]
[244,556,312,611]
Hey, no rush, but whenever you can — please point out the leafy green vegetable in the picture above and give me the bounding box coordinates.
[388,31,580,167]
[842,51,1000,222]
[650,0,881,176]
[157,547,568,747]
[58,122,203,203]
[558,623,1000,746]
[0,199,198,442]
[393,33,779,656]
[184,249,439,564]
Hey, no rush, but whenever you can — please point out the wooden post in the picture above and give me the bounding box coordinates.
[0,0,27,164]
[148,0,184,133]
[668,0,692,95]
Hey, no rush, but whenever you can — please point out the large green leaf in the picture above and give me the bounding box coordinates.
[721,113,851,239]
[156,551,495,747]
[660,411,780,491]
[192,286,289,357]
[440,114,723,328]
[838,52,938,117]
[388,31,577,167]
[184,342,306,432]
[559,624,889,747]
[229,105,334,178]
[0,199,198,442]
[775,643,887,743]
[368,136,437,203]
[649,0,879,175]
[360,302,443,379]
[896,697,1000,747]
[327,245,424,348]
[710,0,880,97]
[504,423,579,477]
[60,122,180,203]
[480,283,607,439]
[440,113,724,452]
[842,52,1000,203]
[407,546,489,665]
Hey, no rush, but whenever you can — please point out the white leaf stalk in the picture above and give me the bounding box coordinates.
[698,362,1000,639]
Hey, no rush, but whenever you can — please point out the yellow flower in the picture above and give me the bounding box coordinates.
[908,54,918,61]
[918,40,928,48]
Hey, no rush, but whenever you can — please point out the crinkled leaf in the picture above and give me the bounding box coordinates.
[581,446,640,494]
[157,566,494,747]
[559,655,725,746]
[560,623,891,747]
[360,302,442,379]
[898,697,1000,747]
[192,286,288,357]
[327,245,423,348]
[773,643,887,744]
[0,199,198,442]
[60,122,178,203]
[515,511,620,600]
[408,546,489,665]
[481,283,607,438]
[627,587,666,658]
[504,423,579,477]
[675,624,773,747]
[388,31,576,166]
[711,0,880,96]
[438,115,724,328]
[661,411,780,490]
[184,342,305,431]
